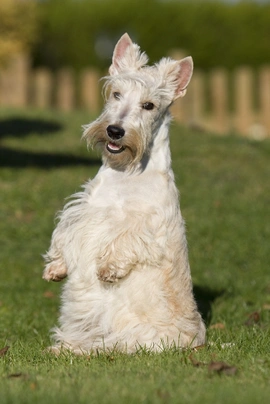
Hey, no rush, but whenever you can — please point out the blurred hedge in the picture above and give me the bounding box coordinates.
[33,0,270,70]
[0,0,38,66]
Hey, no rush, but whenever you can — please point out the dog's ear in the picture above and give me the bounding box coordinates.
[109,33,148,75]
[158,57,193,100]
[174,57,193,99]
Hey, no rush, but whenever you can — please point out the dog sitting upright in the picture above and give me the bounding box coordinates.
[43,33,206,353]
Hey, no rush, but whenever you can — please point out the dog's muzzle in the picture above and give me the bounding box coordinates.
[106,125,125,154]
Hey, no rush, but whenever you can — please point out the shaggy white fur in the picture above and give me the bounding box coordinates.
[43,33,206,354]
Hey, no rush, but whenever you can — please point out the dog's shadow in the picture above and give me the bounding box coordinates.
[193,286,224,326]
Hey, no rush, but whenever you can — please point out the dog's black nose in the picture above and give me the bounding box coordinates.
[107,125,125,140]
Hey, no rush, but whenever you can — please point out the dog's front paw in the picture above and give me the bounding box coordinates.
[97,264,129,283]
[43,261,67,282]
[97,267,119,283]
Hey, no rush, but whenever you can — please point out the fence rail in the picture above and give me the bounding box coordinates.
[0,54,270,139]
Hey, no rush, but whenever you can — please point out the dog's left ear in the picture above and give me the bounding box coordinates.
[174,57,193,99]
[109,33,148,76]
[158,56,193,100]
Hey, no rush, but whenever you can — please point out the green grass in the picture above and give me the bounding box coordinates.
[0,108,270,403]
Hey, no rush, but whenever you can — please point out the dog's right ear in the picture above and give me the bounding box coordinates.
[109,33,148,75]
[110,33,133,74]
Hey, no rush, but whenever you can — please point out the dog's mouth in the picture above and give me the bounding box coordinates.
[106,142,125,154]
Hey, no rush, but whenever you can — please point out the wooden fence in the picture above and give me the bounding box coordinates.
[0,53,270,139]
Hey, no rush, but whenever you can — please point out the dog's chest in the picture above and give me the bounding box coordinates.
[87,168,173,211]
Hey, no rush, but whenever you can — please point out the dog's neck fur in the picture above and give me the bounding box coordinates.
[140,112,172,174]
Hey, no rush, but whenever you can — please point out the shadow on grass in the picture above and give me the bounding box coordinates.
[193,286,224,326]
[0,117,100,168]
[0,117,62,138]
[0,146,100,168]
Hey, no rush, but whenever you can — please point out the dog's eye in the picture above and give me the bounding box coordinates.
[113,92,121,100]
[142,102,154,110]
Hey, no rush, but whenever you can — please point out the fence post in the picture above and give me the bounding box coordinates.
[0,53,29,107]
[32,68,53,109]
[234,67,254,136]
[169,50,188,123]
[210,69,229,134]
[189,70,205,129]
[80,69,100,114]
[56,68,75,111]
[259,66,270,137]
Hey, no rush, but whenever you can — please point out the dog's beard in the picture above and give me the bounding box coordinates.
[83,121,146,171]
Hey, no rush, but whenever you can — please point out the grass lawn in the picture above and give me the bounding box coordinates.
[0,108,269,403]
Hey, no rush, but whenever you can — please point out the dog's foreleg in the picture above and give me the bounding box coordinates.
[96,225,163,283]
[43,258,67,282]
[97,259,134,283]
[43,247,67,282]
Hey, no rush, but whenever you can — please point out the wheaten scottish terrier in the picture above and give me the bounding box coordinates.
[43,33,206,354]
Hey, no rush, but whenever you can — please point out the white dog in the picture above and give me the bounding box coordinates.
[43,33,206,354]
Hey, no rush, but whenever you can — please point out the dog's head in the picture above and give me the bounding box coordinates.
[83,33,193,171]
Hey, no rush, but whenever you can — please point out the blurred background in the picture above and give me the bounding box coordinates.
[0,0,270,138]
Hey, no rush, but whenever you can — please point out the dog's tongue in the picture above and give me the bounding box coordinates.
[108,142,121,151]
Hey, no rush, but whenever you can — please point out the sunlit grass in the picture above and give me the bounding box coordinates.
[0,108,269,403]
